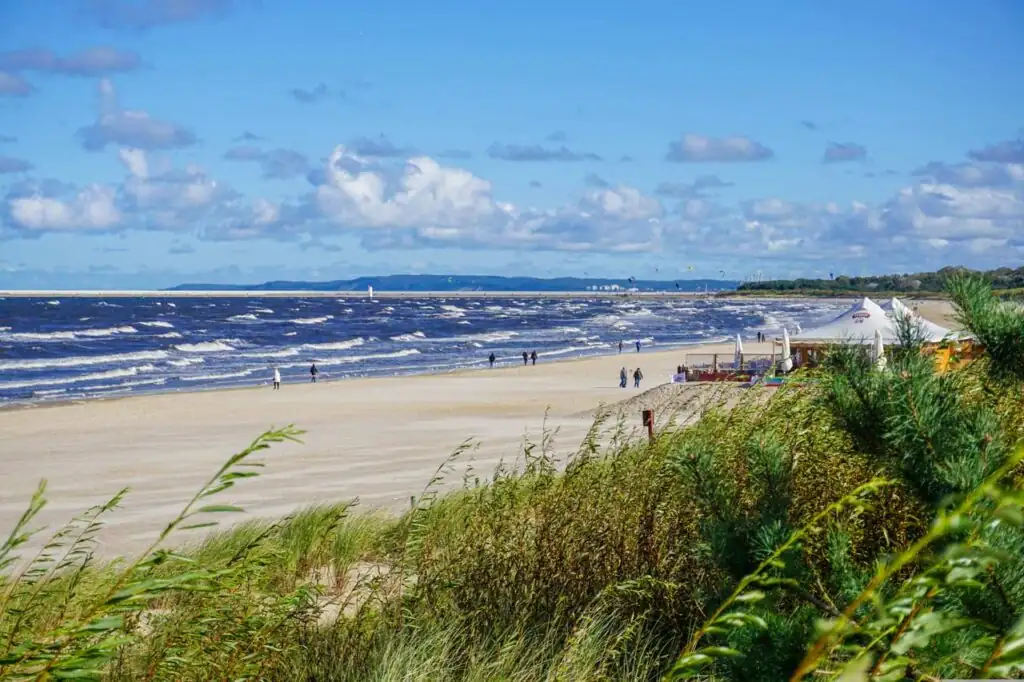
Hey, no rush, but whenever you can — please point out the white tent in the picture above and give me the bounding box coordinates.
[792,297,950,345]
[734,333,744,368]
[879,297,955,340]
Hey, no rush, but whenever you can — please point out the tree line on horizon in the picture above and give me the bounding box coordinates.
[737,264,1024,294]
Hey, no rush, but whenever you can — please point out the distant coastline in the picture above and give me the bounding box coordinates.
[2,289,728,298]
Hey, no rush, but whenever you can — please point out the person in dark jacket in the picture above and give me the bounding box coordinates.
[530,350,537,365]
[488,352,496,368]
[310,363,319,383]
[633,367,644,388]
[522,351,529,365]
[619,366,628,388]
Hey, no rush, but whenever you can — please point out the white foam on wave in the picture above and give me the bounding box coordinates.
[1,325,138,342]
[0,326,9,332]
[0,349,170,371]
[390,331,426,342]
[174,340,237,353]
[228,314,260,322]
[301,337,365,351]
[168,357,205,367]
[291,315,333,325]
[46,300,61,306]
[283,348,419,368]
[138,320,175,329]
[0,365,157,390]
[250,307,274,314]
[456,330,519,343]
[95,301,121,308]
[157,331,183,339]
[239,347,301,359]
[180,369,256,382]
[76,377,168,393]
[540,345,599,357]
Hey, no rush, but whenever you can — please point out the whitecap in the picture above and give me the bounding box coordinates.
[300,337,365,351]
[180,369,256,382]
[283,348,420,368]
[0,349,170,371]
[139,320,175,328]
[173,340,237,353]
[290,315,333,325]
[0,365,157,390]
[228,314,259,322]
[390,331,426,342]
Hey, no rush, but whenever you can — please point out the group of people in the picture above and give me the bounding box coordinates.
[270,363,319,389]
[487,351,538,368]
[619,366,644,388]
[755,331,766,343]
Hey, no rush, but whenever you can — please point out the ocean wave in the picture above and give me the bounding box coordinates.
[540,345,600,357]
[239,347,301,359]
[138,320,175,329]
[1,325,138,342]
[249,307,274,314]
[94,301,121,308]
[455,330,519,343]
[157,331,183,339]
[76,377,168,393]
[283,348,420,368]
[173,340,237,353]
[300,337,366,351]
[0,349,170,371]
[180,369,256,382]
[46,300,61,306]
[390,331,426,342]
[168,357,205,367]
[228,313,260,322]
[291,315,333,325]
[0,364,157,390]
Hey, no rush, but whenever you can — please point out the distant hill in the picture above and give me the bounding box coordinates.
[168,274,739,293]
[736,265,1024,295]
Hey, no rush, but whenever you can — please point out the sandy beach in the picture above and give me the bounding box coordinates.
[0,299,958,559]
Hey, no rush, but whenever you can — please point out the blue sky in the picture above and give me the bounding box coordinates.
[1,0,1022,288]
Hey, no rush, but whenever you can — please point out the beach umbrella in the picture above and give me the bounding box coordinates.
[734,333,744,369]
[780,327,793,372]
[872,328,887,370]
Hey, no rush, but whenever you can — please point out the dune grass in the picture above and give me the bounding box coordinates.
[3,272,1024,681]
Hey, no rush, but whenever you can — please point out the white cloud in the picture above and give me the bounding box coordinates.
[315,146,502,229]
[77,79,196,151]
[10,185,121,231]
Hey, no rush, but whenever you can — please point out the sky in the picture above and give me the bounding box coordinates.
[0,0,1022,289]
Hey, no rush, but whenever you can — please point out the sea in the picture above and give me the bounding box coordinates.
[0,296,844,406]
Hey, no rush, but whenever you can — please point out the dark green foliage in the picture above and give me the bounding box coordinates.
[737,263,1024,294]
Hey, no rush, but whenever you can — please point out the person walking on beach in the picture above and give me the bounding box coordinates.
[522,351,529,365]
[489,352,496,368]
[310,363,319,383]
[530,350,537,365]
[619,366,628,388]
[618,340,623,354]
[636,340,642,353]
[633,367,644,388]
[272,366,281,390]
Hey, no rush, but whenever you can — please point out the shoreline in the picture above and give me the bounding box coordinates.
[0,335,736,413]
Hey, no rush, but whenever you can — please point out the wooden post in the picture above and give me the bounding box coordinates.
[642,409,654,443]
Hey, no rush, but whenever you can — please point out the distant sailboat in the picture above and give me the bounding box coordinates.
[368,285,374,299]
